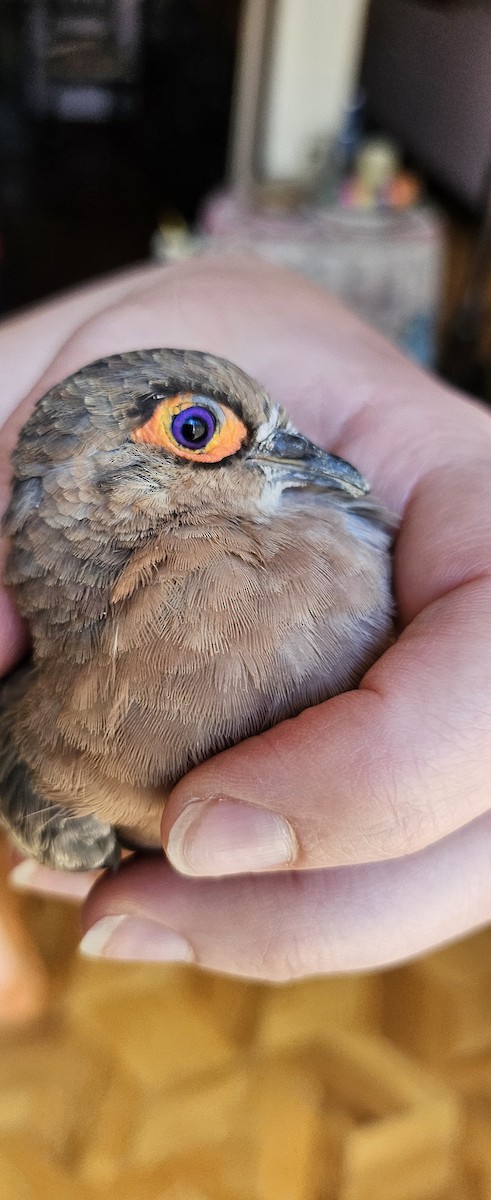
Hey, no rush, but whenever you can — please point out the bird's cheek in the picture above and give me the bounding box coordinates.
[256,472,292,515]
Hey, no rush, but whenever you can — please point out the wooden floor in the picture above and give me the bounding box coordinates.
[0,878,491,1199]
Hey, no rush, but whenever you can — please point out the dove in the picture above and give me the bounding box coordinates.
[0,349,394,871]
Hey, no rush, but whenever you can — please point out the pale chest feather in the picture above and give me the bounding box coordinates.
[24,503,392,790]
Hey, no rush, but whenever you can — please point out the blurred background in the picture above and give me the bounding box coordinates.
[1,2,491,1198]
[1,0,491,392]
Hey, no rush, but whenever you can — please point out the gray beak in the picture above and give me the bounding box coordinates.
[252,428,369,498]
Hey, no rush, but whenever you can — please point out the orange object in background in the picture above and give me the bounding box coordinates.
[0,838,49,1026]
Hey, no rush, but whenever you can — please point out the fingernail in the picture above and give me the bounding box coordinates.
[79,915,194,963]
[9,859,94,902]
[167,799,298,877]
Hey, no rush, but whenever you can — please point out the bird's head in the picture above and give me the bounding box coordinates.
[8,348,370,544]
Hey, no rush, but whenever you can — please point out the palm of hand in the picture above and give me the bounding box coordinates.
[1,258,491,979]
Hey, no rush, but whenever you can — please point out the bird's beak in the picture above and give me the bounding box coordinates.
[252,429,369,498]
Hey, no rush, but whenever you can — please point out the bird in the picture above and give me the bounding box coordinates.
[0,349,395,871]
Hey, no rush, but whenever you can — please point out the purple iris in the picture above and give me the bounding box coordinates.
[171,403,216,450]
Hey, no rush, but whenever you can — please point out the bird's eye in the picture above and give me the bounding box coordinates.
[171,404,216,449]
[131,393,247,463]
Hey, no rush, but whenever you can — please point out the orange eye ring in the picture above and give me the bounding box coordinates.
[131,393,247,463]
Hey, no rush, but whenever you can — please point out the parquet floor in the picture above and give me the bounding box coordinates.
[1,872,491,1199]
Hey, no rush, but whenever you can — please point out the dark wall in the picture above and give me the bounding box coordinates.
[361,0,491,210]
[0,0,240,312]
[142,0,240,221]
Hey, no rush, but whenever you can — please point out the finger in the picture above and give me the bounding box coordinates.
[7,846,135,902]
[79,813,491,980]
[9,859,98,903]
[0,839,50,1024]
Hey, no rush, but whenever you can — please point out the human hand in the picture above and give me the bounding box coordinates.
[3,256,491,980]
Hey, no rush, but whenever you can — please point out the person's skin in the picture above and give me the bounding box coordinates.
[3,256,491,981]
